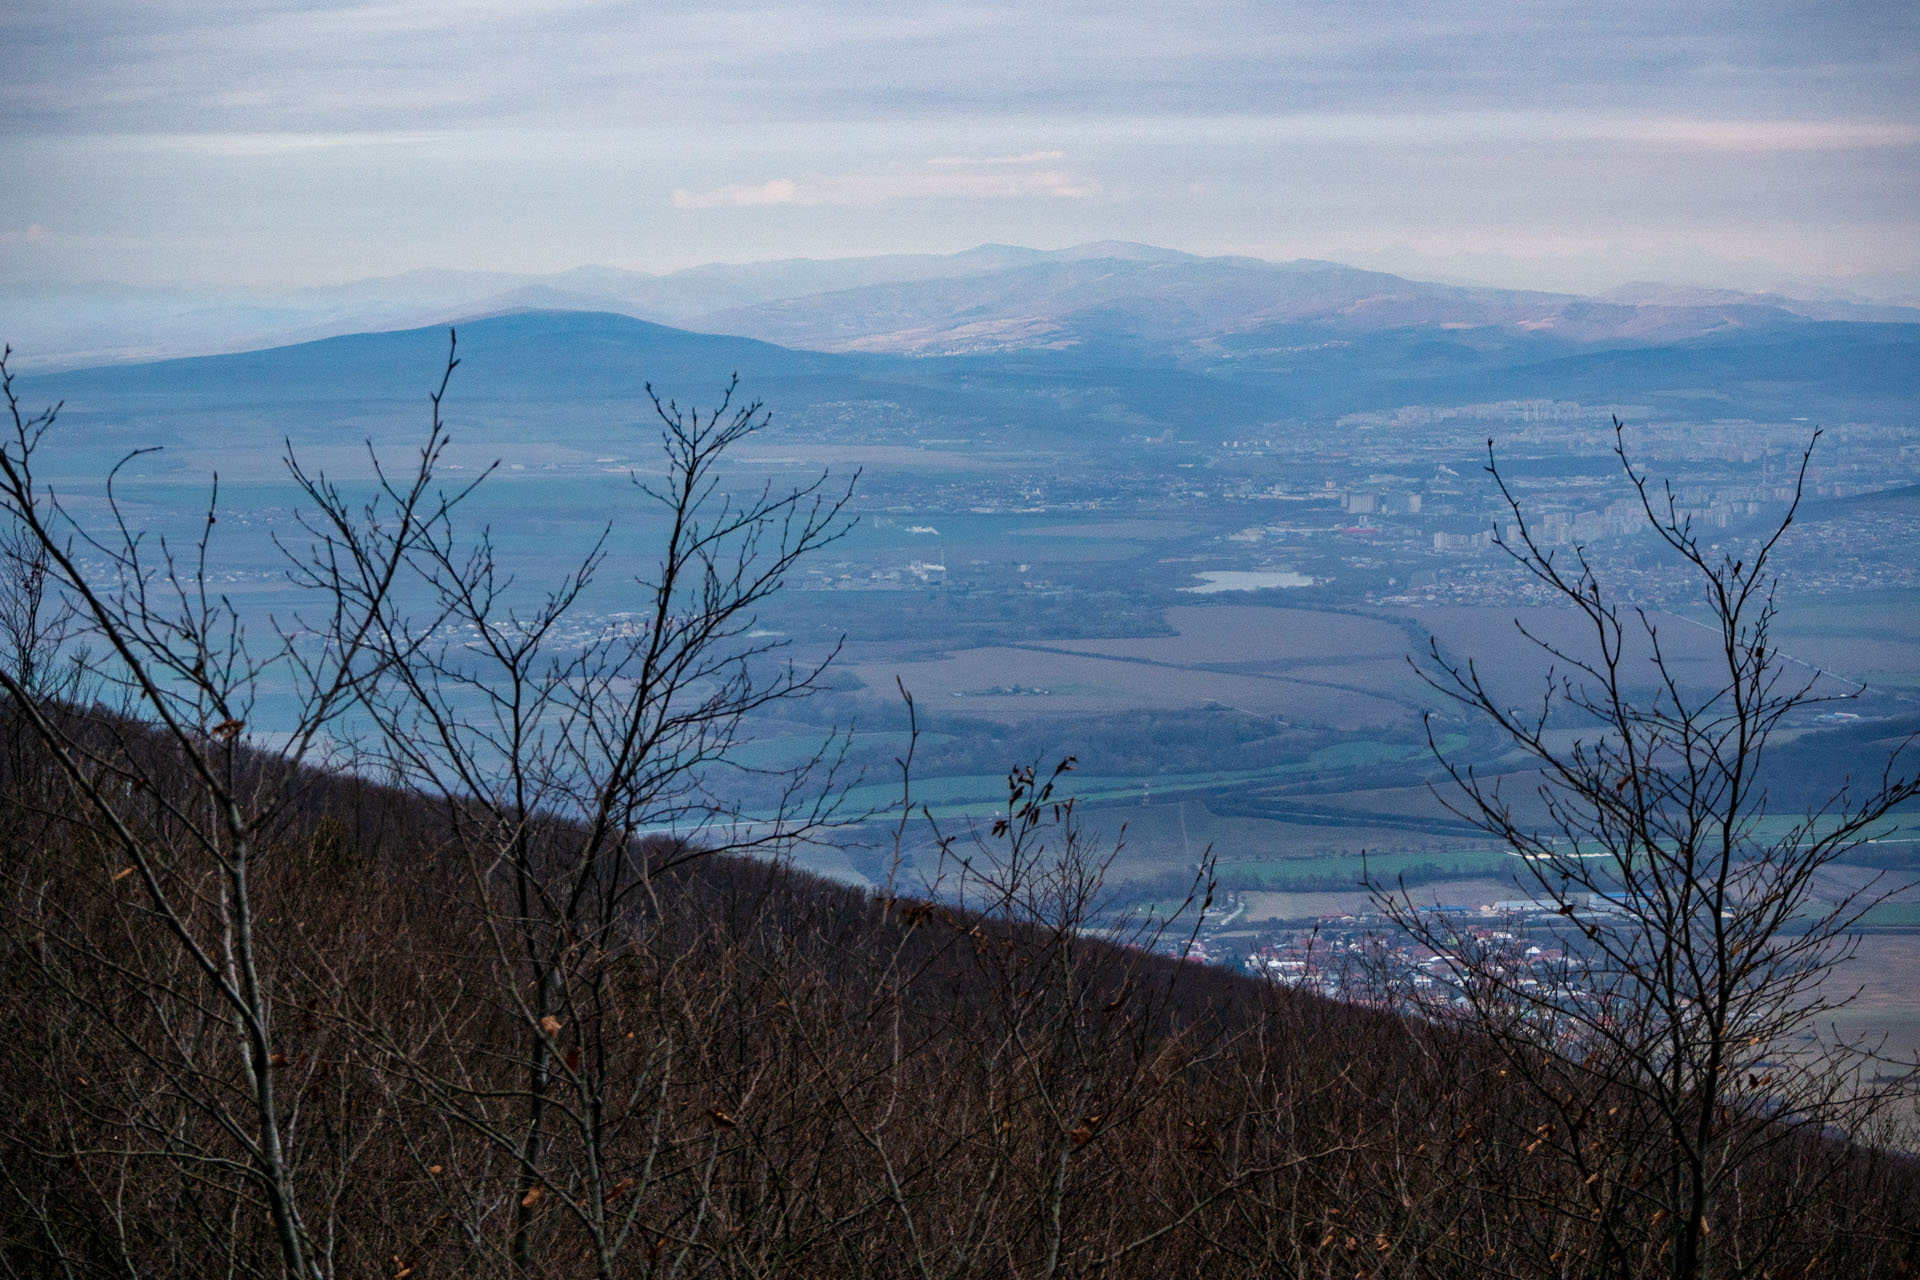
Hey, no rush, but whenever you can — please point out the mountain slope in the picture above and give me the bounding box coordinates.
[23,308,1920,464]
[37,309,851,405]
[11,242,1919,373]
[686,255,1829,359]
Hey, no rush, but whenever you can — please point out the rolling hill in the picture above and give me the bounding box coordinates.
[9,242,1919,377]
[21,303,1920,458]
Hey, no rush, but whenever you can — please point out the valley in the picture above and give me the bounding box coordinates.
[15,298,1918,957]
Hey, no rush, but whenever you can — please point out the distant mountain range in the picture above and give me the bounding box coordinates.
[20,305,1920,479]
[7,242,1919,372]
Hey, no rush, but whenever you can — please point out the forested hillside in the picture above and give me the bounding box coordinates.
[0,710,1915,1278]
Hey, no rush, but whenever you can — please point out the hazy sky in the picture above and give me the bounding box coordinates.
[3,0,1917,296]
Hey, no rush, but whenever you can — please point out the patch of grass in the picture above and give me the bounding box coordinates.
[1857,902,1920,928]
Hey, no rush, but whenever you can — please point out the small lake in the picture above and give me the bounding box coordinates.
[1178,570,1315,594]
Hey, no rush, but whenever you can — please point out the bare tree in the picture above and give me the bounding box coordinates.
[321,370,860,1275]
[1373,420,1920,1280]
[0,497,75,699]
[0,342,466,1278]
[0,455,84,793]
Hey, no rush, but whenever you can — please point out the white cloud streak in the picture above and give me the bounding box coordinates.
[927,150,1068,167]
[672,179,800,209]
[672,163,1098,210]
[138,131,452,155]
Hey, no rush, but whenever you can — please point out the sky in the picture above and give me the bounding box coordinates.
[2,0,1917,298]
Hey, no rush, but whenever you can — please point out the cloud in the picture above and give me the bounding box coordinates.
[0,224,52,245]
[671,163,1096,211]
[1591,119,1920,152]
[2,0,1915,294]
[671,179,799,209]
[145,131,449,156]
[840,168,1096,202]
[927,149,1066,167]
[10,1,1914,139]
[1144,112,1920,153]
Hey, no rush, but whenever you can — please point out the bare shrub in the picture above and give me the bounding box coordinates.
[1373,421,1920,1279]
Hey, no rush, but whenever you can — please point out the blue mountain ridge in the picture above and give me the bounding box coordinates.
[22,309,1920,443]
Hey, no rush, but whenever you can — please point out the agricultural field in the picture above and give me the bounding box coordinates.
[1235,878,1524,923]
[1760,591,1920,692]
[840,639,1418,727]
[1824,934,1920,1070]
[1052,605,1410,667]
[839,605,1431,727]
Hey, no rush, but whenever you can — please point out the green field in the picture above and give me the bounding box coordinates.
[1857,902,1920,928]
